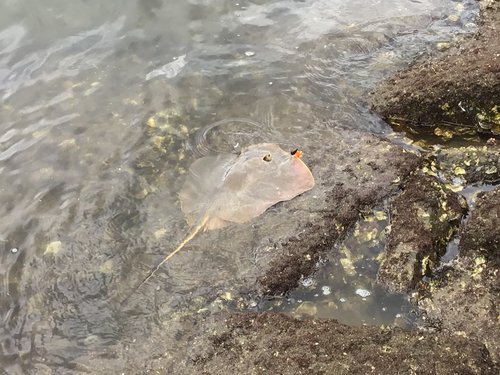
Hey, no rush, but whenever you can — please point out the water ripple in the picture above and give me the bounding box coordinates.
[0,113,79,161]
[0,16,125,99]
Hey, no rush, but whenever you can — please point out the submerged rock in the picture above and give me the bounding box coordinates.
[377,172,468,292]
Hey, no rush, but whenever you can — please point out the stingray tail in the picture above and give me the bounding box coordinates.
[120,216,209,305]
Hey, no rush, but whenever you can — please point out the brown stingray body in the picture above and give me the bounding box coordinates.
[127,143,314,299]
[180,143,315,230]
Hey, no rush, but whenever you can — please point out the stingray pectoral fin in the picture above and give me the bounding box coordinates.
[217,202,269,224]
[291,157,315,192]
[179,154,236,224]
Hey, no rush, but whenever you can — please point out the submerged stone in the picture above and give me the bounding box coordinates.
[44,241,63,255]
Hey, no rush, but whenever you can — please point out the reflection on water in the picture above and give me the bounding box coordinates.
[0,0,479,372]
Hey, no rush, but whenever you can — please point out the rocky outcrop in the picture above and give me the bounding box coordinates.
[417,187,500,363]
[377,172,468,292]
[369,0,500,133]
[188,311,497,375]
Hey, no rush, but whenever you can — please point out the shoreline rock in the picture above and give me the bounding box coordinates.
[260,132,420,295]
[369,0,500,134]
[376,172,468,292]
[187,311,497,375]
[416,189,500,363]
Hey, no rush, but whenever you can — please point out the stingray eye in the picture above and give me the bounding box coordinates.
[291,149,302,158]
[262,153,272,162]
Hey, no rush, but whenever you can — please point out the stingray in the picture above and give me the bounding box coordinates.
[131,143,315,295]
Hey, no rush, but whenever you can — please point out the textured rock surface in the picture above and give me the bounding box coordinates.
[187,312,497,375]
[377,172,468,292]
[369,0,500,133]
[428,139,500,186]
[460,186,500,265]
[418,187,500,363]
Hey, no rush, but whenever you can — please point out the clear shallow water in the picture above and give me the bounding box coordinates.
[274,207,416,327]
[0,0,479,372]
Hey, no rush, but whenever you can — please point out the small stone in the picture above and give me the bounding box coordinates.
[374,211,387,221]
[439,213,448,222]
[45,241,62,255]
[453,166,466,175]
[99,260,113,274]
[355,288,372,298]
[135,188,148,200]
[437,42,451,50]
[434,127,453,139]
[59,139,76,147]
[83,335,98,346]
[147,117,156,127]
[295,301,317,316]
[340,258,356,276]
[485,165,498,174]
[154,229,166,239]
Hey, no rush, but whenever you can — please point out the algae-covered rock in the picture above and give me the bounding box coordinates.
[369,0,500,133]
[430,140,500,186]
[418,263,500,364]
[459,186,500,265]
[459,188,500,267]
[416,186,500,363]
[189,311,497,375]
[377,172,468,292]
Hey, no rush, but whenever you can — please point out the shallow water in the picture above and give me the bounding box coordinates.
[275,206,416,327]
[0,0,480,373]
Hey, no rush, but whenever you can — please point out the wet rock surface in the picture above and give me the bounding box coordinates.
[377,172,468,292]
[417,187,500,363]
[369,0,500,133]
[429,139,500,186]
[185,311,497,375]
[459,186,500,264]
[259,128,420,295]
[76,310,499,374]
[366,2,500,363]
